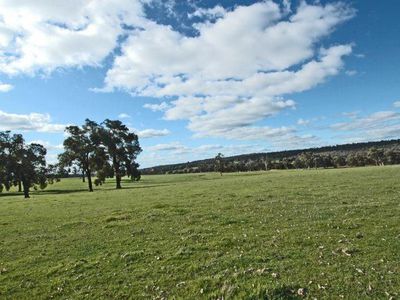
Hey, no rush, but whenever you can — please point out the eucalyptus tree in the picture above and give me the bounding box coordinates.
[0,131,48,198]
[59,123,105,192]
[214,153,224,175]
[96,119,142,189]
[367,147,385,166]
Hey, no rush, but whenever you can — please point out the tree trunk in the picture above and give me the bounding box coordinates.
[21,176,30,199]
[86,168,93,192]
[82,170,86,182]
[113,155,122,189]
[116,173,122,189]
[18,180,22,192]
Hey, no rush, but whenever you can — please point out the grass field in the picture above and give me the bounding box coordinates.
[0,166,399,299]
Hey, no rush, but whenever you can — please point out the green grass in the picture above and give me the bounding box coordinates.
[0,167,399,299]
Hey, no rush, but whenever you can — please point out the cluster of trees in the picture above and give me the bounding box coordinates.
[0,119,142,198]
[58,119,142,192]
[0,131,57,198]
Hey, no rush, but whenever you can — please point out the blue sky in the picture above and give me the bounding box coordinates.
[0,0,399,167]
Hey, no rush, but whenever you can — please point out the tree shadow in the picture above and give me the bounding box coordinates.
[0,183,172,199]
[0,191,22,198]
[267,285,303,300]
[0,188,89,198]
[117,184,172,190]
[33,188,90,195]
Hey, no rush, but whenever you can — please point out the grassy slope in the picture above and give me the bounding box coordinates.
[0,167,399,299]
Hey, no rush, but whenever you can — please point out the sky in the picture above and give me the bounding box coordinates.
[0,0,399,168]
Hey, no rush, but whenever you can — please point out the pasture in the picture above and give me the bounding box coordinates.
[0,166,399,299]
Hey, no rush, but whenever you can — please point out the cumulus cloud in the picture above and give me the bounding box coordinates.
[0,1,355,146]
[0,0,146,75]
[101,1,354,140]
[0,82,13,92]
[0,110,67,132]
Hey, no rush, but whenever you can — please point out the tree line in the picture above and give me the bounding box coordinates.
[212,147,399,174]
[0,119,142,198]
[142,140,400,175]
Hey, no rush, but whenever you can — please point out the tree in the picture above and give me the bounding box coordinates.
[129,162,141,181]
[59,123,104,192]
[95,119,142,189]
[293,156,304,169]
[367,147,385,166]
[0,131,48,198]
[333,155,346,168]
[262,155,271,171]
[214,153,224,175]
[281,157,291,169]
[299,152,313,169]
[385,149,400,165]
[312,154,323,169]
[346,153,358,167]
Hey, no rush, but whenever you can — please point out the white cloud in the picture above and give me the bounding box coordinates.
[28,139,64,164]
[0,0,146,75]
[393,101,400,108]
[0,1,355,146]
[0,110,67,132]
[342,111,360,118]
[145,0,178,18]
[105,2,353,91]
[143,101,170,112]
[345,70,357,76]
[136,128,170,138]
[28,140,63,151]
[332,111,400,131]
[188,5,227,20]
[332,110,400,141]
[297,118,310,126]
[147,142,185,152]
[0,82,13,92]
[118,113,131,119]
[102,1,354,140]
[45,153,60,164]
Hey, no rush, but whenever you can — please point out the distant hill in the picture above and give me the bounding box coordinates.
[141,139,400,175]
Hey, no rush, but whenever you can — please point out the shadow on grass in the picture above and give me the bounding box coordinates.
[0,191,22,198]
[0,184,172,198]
[119,184,171,190]
[266,285,303,300]
[0,188,88,198]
